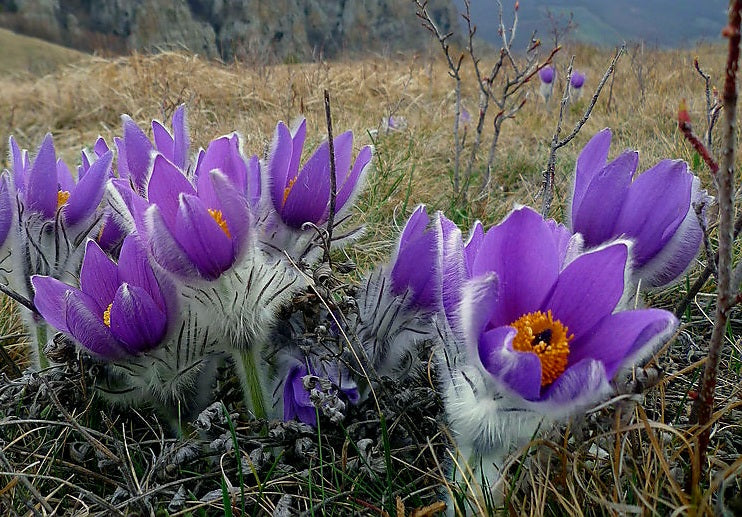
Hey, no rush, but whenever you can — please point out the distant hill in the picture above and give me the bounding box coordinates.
[0,27,86,74]
[0,0,459,62]
[453,0,728,50]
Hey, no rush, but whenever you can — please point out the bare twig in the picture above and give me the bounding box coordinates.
[539,46,624,216]
[0,447,54,513]
[323,90,337,266]
[0,283,37,314]
[414,0,464,195]
[678,99,720,174]
[694,57,723,148]
[691,0,741,492]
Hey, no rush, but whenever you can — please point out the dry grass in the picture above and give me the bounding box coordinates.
[0,28,87,77]
[0,36,741,515]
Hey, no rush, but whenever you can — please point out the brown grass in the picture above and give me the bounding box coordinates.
[1,37,741,515]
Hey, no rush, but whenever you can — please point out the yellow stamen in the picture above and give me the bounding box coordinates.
[282,176,299,207]
[103,303,113,327]
[510,310,573,387]
[208,208,231,238]
[57,190,70,208]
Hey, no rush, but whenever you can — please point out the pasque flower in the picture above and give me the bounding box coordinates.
[11,134,111,227]
[457,206,676,413]
[116,105,189,191]
[570,129,707,287]
[132,150,252,280]
[570,70,585,89]
[32,235,170,359]
[539,66,555,84]
[267,118,372,229]
[281,358,360,427]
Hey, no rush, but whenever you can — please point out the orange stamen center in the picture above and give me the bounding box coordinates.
[208,209,231,238]
[57,190,71,208]
[282,177,298,206]
[103,303,113,327]
[510,310,572,387]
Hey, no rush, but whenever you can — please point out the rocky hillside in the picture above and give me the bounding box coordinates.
[0,0,458,61]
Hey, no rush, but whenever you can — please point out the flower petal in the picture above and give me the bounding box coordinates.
[152,120,174,161]
[472,206,560,327]
[539,358,611,412]
[463,221,484,275]
[546,242,628,341]
[147,154,196,229]
[109,283,167,354]
[572,150,637,247]
[614,160,692,267]
[64,150,112,226]
[65,290,122,358]
[390,206,439,307]
[568,309,676,377]
[79,240,119,312]
[56,159,75,193]
[478,326,542,401]
[174,194,235,279]
[635,177,707,287]
[335,145,373,215]
[268,121,294,211]
[25,133,58,219]
[117,234,165,309]
[31,275,72,333]
[145,204,198,277]
[211,170,251,249]
[0,174,12,247]
[571,129,612,216]
[282,141,332,227]
[246,154,261,209]
[172,105,190,171]
[10,137,27,192]
[121,115,155,191]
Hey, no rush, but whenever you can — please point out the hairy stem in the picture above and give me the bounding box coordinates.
[237,347,268,420]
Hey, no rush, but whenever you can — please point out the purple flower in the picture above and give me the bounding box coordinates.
[136,152,252,280]
[570,129,707,287]
[570,71,585,89]
[458,206,676,413]
[116,105,190,192]
[539,66,555,84]
[459,108,472,127]
[390,206,441,309]
[31,235,170,359]
[267,118,373,229]
[11,134,111,227]
[282,359,360,426]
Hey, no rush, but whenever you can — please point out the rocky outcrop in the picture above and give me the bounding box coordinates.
[0,0,459,61]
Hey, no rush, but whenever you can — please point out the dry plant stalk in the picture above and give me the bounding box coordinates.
[539,46,624,216]
[416,0,557,205]
[691,0,742,491]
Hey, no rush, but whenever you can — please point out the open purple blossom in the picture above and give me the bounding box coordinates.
[570,129,708,287]
[267,118,373,229]
[282,358,360,427]
[122,148,252,280]
[31,235,171,359]
[457,206,677,413]
[10,134,112,227]
[539,66,555,84]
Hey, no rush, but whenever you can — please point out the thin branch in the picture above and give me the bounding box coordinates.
[691,0,741,492]
[323,90,337,266]
[678,99,720,174]
[540,45,624,216]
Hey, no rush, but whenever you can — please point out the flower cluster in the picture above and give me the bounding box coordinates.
[3,105,702,469]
